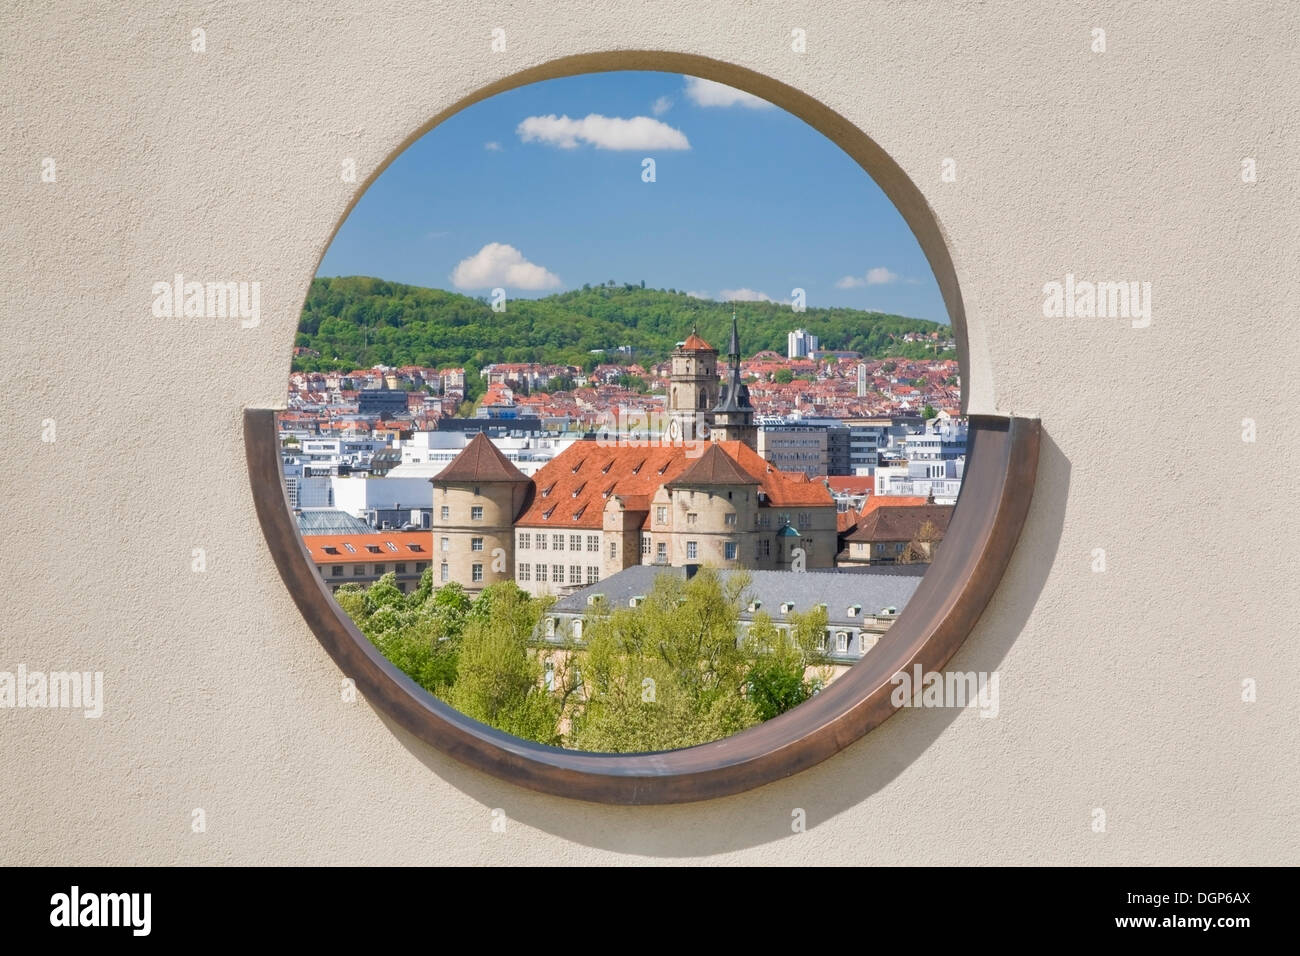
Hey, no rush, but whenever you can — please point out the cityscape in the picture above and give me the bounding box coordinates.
[279,300,966,749]
[275,70,967,751]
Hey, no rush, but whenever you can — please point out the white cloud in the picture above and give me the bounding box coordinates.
[516,114,690,150]
[720,288,773,302]
[652,96,673,116]
[450,243,562,291]
[685,290,711,299]
[836,267,902,288]
[683,77,773,109]
[483,141,502,151]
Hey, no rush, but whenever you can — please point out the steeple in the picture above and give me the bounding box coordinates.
[710,309,757,449]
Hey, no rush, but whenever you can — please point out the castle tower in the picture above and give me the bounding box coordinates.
[666,328,718,444]
[428,432,531,593]
[710,311,757,450]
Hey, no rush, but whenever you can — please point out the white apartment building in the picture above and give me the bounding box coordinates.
[787,328,819,359]
[874,458,965,504]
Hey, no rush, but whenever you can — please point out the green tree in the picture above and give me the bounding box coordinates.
[742,613,817,721]
[569,568,758,752]
[773,368,795,385]
[444,582,560,744]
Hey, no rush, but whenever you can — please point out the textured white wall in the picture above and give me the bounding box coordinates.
[2,1,1296,864]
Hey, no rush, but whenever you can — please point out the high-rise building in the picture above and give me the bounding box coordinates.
[787,328,819,359]
[856,362,868,397]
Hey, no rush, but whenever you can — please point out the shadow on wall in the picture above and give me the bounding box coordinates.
[378,429,1070,857]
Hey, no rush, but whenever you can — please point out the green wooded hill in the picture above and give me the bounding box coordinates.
[293,275,950,375]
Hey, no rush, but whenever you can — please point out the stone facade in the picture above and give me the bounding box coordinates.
[428,432,531,593]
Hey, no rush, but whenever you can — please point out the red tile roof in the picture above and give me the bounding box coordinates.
[515,438,834,530]
[680,332,716,352]
[516,442,694,529]
[820,476,874,494]
[432,432,530,483]
[713,441,835,507]
[302,531,432,564]
[846,504,953,543]
[668,443,759,487]
[859,494,928,519]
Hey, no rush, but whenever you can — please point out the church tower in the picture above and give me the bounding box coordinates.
[666,328,718,444]
[710,311,757,450]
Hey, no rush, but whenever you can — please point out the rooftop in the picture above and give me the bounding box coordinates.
[847,504,954,543]
[678,330,717,352]
[551,564,927,625]
[294,508,377,536]
[301,530,431,562]
[431,432,531,484]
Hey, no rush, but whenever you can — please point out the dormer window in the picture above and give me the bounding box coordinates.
[601,461,612,474]
[780,601,795,614]
[366,545,382,554]
[541,483,554,498]
[542,507,554,520]
[748,600,762,612]
[571,458,585,474]
[847,604,862,617]
[631,458,645,474]
[571,482,585,497]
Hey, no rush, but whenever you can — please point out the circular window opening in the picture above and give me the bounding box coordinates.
[249,60,1038,803]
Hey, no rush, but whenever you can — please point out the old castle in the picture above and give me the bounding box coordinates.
[429,316,837,595]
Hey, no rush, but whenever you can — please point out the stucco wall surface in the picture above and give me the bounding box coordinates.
[1,0,1297,864]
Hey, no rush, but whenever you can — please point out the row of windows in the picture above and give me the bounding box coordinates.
[437,536,490,552]
[333,581,413,595]
[518,564,601,585]
[641,509,814,532]
[516,532,601,552]
[321,540,424,556]
[329,562,427,577]
[682,512,741,527]
[438,506,485,521]
[435,563,485,583]
[544,617,876,657]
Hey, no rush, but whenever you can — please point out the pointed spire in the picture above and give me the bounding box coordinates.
[728,308,739,359]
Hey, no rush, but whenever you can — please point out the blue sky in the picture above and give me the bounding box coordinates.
[318,71,946,322]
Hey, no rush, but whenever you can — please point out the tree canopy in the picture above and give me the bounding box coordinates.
[292,276,952,373]
[337,566,834,753]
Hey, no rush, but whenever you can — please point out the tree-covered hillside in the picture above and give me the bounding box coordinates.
[293,276,950,373]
